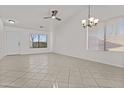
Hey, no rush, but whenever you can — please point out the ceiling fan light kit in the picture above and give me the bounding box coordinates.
[44,10,62,21]
[51,16,56,19]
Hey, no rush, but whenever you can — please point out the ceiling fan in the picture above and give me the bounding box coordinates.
[44,10,62,21]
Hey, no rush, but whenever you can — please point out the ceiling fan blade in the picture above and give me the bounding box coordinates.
[44,17,51,19]
[56,17,62,21]
[52,10,58,16]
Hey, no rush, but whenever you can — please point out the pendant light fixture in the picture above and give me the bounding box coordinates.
[81,5,99,50]
[81,5,99,28]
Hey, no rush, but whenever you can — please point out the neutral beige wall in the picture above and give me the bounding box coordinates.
[0,19,5,60]
[4,26,52,55]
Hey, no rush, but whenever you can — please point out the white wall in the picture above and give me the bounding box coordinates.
[0,19,5,60]
[4,26,52,55]
[53,12,124,68]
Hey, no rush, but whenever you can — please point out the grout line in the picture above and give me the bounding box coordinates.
[0,84,20,88]
[68,68,71,88]
[6,71,29,87]
[78,67,84,84]
[88,70,100,88]
[36,73,48,88]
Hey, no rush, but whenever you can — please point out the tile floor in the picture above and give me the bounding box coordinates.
[0,53,124,88]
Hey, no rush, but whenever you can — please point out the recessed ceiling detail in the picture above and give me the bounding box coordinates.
[8,20,15,24]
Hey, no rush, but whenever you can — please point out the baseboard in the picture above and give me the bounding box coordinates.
[53,51,124,68]
[0,54,6,61]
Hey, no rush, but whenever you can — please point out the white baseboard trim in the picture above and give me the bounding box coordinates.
[53,51,124,68]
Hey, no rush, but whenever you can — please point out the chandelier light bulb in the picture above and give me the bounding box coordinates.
[89,17,94,22]
[94,19,99,24]
[81,20,86,27]
[82,20,86,24]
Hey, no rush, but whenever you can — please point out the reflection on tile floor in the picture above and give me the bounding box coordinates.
[0,53,124,88]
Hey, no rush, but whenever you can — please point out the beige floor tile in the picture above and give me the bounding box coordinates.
[31,73,47,80]
[23,79,41,88]
[0,53,124,88]
[37,80,53,88]
[69,84,83,88]
[81,78,98,87]
[9,78,29,87]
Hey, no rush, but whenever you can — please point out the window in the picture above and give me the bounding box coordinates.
[30,33,47,48]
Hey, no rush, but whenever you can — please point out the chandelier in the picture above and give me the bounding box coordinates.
[81,5,99,28]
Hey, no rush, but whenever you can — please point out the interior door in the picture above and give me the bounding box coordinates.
[6,31,21,55]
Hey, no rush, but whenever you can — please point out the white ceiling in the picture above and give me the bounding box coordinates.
[0,5,124,31]
[0,5,85,31]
